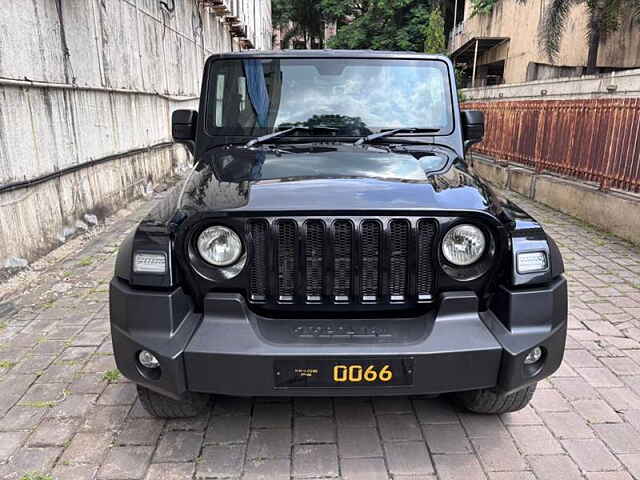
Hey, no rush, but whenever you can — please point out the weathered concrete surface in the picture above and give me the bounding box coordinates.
[1,144,188,265]
[1,189,640,479]
[0,0,272,265]
[461,68,640,101]
[473,154,640,246]
[449,0,640,85]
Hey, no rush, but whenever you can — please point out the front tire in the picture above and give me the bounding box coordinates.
[137,385,209,418]
[455,383,536,414]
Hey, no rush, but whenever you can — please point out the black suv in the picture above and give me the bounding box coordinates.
[110,50,567,418]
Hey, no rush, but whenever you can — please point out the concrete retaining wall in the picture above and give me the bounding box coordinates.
[461,68,640,101]
[1,144,188,263]
[0,0,272,264]
[472,154,640,245]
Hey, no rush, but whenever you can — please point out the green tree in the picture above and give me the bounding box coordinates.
[271,0,291,28]
[320,0,445,52]
[273,0,328,49]
[423,8,446,54]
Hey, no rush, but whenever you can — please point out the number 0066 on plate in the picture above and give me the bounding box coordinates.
[274,358,414,388]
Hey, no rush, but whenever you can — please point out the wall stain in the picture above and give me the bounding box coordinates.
[0,0,271,262]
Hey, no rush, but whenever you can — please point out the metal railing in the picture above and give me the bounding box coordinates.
[464,99,640,193]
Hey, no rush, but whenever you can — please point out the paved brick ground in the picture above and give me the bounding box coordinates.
[1,190,640,480]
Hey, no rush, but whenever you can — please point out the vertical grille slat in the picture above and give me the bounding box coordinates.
[248,220,268,301]
[389,220,409,301]
[277,220,297,301]
[417,220,436,300]
[333,220,353,301]
[360,220,381,301]
[246,217,439,305]
[305,221,325,301]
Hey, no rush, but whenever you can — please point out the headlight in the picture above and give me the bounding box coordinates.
[197,226,243,266]
[442,224,486,266]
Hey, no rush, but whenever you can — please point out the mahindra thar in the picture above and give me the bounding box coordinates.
[110,50,567,418]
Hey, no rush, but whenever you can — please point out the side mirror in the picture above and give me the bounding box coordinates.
[172,109,197,142]
[461,110,484,151]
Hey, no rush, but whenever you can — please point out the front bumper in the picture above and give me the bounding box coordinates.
[109,277,567,399]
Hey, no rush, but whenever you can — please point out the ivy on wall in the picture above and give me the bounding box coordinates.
[470,0,528,17]
[469,0,500,16]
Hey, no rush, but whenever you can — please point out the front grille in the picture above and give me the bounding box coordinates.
[247,217,437,305]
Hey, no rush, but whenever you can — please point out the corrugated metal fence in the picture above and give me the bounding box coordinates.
[464,99,640,193]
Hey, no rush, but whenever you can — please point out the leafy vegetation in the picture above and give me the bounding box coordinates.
[19,400,56,408]
[273,0,450,53]
[272,0,327,48]
[19,474,54,480]
[77,257,93,267]
[0,360,16,369]
[469,0,500,16]
[103,369,121,383]
[322,0,447,52]
[454,65,469,102]
[423,8,446,54]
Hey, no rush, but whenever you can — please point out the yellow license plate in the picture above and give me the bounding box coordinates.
[274,358,414,388]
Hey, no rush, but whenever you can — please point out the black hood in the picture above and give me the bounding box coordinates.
[175,144,502,216]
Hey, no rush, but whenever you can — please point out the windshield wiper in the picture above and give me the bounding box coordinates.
[245,126,337,148]
[354,128,440,146]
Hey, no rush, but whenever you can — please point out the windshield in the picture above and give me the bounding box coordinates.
[205,58,454,137]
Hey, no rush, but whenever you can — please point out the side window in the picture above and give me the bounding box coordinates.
[215,74,225,127]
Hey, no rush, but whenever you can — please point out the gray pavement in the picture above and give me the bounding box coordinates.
[1,190,640,480]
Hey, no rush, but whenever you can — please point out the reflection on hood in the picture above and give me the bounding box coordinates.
[141,144,502,225]
[164,143,501,216]
[208,144,451,183]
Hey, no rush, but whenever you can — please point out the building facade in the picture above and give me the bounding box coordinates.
[449,0,640,86]
[0,0,271,266]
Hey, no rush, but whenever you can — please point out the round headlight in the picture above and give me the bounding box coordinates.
[197,226,242,266]
[442,224,486,266]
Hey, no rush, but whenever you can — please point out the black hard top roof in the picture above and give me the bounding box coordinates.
[207,49,451,62]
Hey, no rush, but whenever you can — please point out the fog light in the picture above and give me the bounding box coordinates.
[524,347,543,365]
[138,350,160,369]
[133,252,167,274]
[516,251,548,274]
